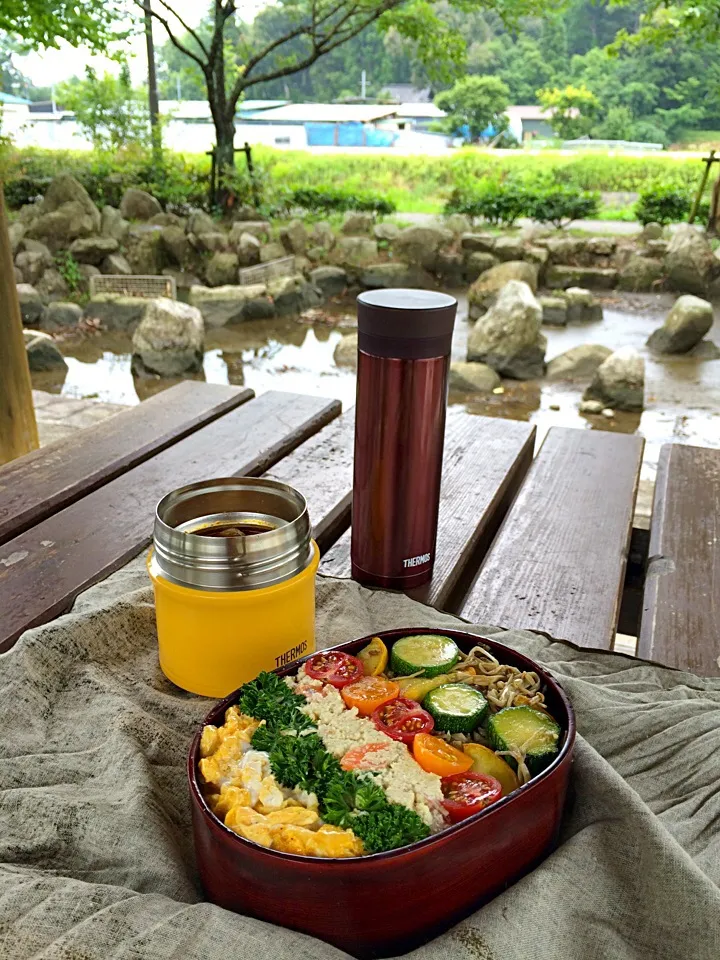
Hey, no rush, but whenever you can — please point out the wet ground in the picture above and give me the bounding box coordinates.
[32,290,720,520]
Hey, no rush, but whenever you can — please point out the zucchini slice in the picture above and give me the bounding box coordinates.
[487,706,561,775]
[390,634,461,678]
[423,684,488,733]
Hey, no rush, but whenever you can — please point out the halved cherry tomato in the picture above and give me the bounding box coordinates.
[372,697,435,744]
[412,733,473,777]
[305,651,364,688]
[441,772,502,823]
[341,742,392,771]
[341,676,400,715]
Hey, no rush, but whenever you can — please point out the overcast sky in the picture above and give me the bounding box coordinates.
[18,0,268,88]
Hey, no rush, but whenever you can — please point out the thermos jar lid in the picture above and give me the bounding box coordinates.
[150,477,312,592]
[357,288,457,360]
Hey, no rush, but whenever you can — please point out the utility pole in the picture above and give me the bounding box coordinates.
[361,70,367,100]
[143,0,162,169]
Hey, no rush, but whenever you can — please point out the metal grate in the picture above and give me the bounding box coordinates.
[89,275,177,300]
[238,256,295,286]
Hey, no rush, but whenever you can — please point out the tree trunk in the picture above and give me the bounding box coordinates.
[0,186,39,464]
[214,121,236,211]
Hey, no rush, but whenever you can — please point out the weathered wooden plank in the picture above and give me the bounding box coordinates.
[263,407,355,554]
[320,410,536,612]
[638,443,720,675]
[0,391,340,652]
[459,427,644,650]
[0,382,253,546]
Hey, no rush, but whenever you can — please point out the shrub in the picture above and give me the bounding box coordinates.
[528,186,600,228]
[634,184,691,225]
[290,185,395,215]
[445,180,530,226]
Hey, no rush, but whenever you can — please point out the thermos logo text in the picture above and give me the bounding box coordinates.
[275,641,308,667]
[403,552,431,569]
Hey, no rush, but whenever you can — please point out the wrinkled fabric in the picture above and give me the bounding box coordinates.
[1,557,719,960]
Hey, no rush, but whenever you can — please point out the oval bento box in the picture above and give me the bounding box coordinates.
[188,628,576,958]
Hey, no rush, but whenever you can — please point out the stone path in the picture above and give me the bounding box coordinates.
[33,391,126,446]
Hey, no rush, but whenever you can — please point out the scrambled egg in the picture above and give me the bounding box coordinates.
[200,705,363,858]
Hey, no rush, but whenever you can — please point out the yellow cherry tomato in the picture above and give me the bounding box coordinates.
[412,733,473,777]
[341,676,400,716]
[357,636,388,676]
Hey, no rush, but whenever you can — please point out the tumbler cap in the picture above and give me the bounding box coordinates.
[357,289,457,359]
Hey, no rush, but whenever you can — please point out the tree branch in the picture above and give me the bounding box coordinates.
[133,0,209,72]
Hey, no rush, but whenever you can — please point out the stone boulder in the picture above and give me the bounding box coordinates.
[17,203,41,224]
[642,222,664,241]
[187,210,218,236]
[231,220,271,241]
[131,298,204,376]
[461,233,495,253]
[15,248,52,285]
[393,226,452,269]
[374,222,399,242]
[41,174,101,231]
[162,268,201,296]
[36,269,69,302]
[235,232,261,267]
[342,212,374,235]
[586,237,617,257]
[101,253,133,276]
[435,250,465,286]
[40,301,83,331]
[565,287,603,323]
[524,246,549,268]
[334,333,358,369]
[467,280,546,380]
[160,225,190,265]
[334,236,378,267]
[493,236,524,262]
[206,251,240,287]
[78,264,100,286]
[546,345,613,381]
[101,205,130,243]
[665,224,717,295]
[647,295,714,354]
[149,212,185,228]
[69,236,120,265]
[444,214,471,234]
[618,255,664,292]
[125,225,165,275]
[583,347,644,411]
[194,232,227,254]
[468,261,537,318]
[280,219,307,255]
[463,251,497,284]
[119,188,162,222]
[84,295,148,330]
[311,221,336,249]
[546,265,618,290]
[260,241,287,263]
[449,362,501,393]
[546,237,586,263]
[26,332,68,372]
[9,221,25,254]
[310,266,348,298]
[268,275,323,316]
[360,262,426,289]
[189,284,268,327]
[26,201,99,251]
[16,284,45,324]
[539,296,568,326]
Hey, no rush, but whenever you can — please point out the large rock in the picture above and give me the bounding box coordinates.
[101,205,130,243]
[361,262,426,289]
[9,221,25,254]
[160,225,190,265]
[586,237,617,257]
[467,280,546,380]
[665,224,716,295]
[187,211,217,235]
[545,237,586,263]
[40,301,83,331]
[84,295,148,330]
[583,347,645,411]
[149,212,184,228]
[26,333,67,372]
[16,284,44,324]
[230,220,271,241]
[26,201,98,251]
[101,253,133,276]
[125,225,165,275]
[546,265,618,290]
[131,298,204,376]
[642,222,664,241]
[444,214,471,234]
[162,268,201,296]
[194,232,227,254]
[36,268,69,302]
[189,284,268,327]
[565,287,603,323]
[468,261,538,318]
[334,333,358,369]
[41,174,101,231]
[393,226,452,269]
[448,362,501,393]
[647,295,714,354]
[310,266,348,298]
[463,251,497,283]
[334,236,378,266]
[493,236,524,262]
[435,250,465,286]
[342,212,374,236]
[374,222,399,242]
[15,249,52,285]
[260,241,287,263]
[119,188,162,221]
[311,221,336,250]
[546,345,613,381]
[461,233,495,253]
[235,232,261,267]
[268,274,322,316]
[69,236,119,265]
[618,255,664,292]
[280,219,307,255]
[206,251,240,287]
[539,296,568,326]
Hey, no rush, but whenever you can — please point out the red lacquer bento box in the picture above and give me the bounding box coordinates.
[188,628,576,958]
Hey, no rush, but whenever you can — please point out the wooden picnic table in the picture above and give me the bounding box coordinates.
[1,382,718,676]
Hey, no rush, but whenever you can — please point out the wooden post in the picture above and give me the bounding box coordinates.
[689,150,717,224]
[0,185,39,465]
[242,142,260,209]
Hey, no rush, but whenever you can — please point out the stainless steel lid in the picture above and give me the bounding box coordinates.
[150,477,313,591]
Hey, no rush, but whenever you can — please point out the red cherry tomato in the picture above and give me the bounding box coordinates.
[305,651,364,688]
[372,697,435,744]
[441,772,502,823]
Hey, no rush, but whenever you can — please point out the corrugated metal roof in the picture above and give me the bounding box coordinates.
[250,103,398,123]
[396,103,445,119]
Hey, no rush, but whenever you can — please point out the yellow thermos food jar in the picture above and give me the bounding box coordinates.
[148,477,318,697]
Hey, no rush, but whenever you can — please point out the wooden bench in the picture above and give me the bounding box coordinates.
[0,381,252,545]
[459,427,644,651]
[320,411,536,612]
[638,443,720,676]
[0,391,340,652]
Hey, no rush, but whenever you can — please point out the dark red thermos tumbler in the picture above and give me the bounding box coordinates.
[351,288,457,590]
